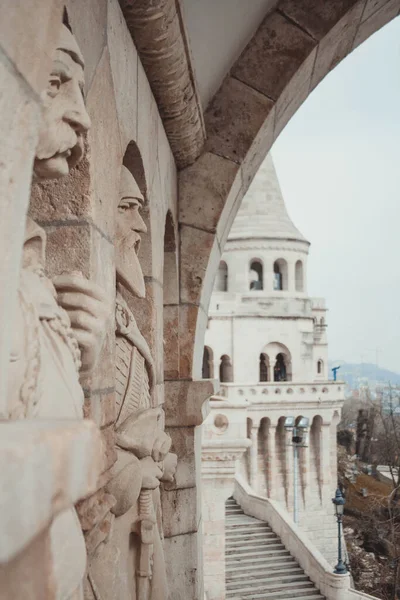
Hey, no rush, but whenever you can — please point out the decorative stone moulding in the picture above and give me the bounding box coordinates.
[119,0,206,169]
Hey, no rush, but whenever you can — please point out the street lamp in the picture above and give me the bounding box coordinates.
[284,416,309,524]
[332,488,348,575]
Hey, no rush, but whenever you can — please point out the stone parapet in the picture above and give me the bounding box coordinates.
[220,380,345,409]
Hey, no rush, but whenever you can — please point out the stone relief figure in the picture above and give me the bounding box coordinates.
[7,20,109,600]
[88,166,177,600]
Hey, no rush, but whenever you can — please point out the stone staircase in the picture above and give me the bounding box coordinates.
[225,498,326,600]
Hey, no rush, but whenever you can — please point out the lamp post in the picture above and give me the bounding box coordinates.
[332,488,347,574]
[284,416,309,524]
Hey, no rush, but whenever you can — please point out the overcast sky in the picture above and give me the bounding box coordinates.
[272,17,400,373]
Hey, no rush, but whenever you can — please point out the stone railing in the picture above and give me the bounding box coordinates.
[234,476,379,600]
[220,380,345,406]
[0,420,102,597]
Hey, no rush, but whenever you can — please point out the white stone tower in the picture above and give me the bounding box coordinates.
[201,155,344,589]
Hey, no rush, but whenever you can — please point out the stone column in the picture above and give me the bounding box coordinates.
[250,425,259,490]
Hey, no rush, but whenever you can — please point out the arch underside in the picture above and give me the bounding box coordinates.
[178,0,400,379]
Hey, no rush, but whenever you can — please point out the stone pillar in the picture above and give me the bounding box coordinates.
[201,438,251,600]
[250,425,258,490]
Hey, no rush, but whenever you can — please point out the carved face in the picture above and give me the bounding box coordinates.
[116,166,147,298]
[34,25,91,180]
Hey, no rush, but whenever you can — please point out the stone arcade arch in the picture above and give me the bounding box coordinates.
[182,3,400,383]
[250,259,263,290]
[214,260,228,291]
[202,346,214,379]
[219,354,233,382]
[295,260,304,292]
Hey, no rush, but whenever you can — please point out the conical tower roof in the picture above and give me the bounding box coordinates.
[228,154,309,244]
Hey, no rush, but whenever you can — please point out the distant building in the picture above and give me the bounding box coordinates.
[201,154,344,572]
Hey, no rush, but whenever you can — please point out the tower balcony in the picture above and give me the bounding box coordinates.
[217,380,344,409]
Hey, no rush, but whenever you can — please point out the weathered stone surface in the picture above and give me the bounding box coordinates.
[107,0,139,149]
[311,2,365,89]
[164,379,214,427]
[279,0,360,40]
[66,0,108,89]
[0,0,63,94]
[165,426,196,489]
[354,0,400,48]
[0,420,102,563]
[163,305,180,380]
[162,487,197,537]
[232,11,316,100]
[205,77,274,164]
[119,0,205,169]
[164,532,199,600]
[274,48,317,139]
[179,152,240,233]
[180,225,215,305]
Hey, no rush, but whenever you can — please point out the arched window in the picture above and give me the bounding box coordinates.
[295,260,304,292]
[274,353,287,382]
[317,359,323,375]
[273,259,288,291]
[220,355,233,382]
[214,260,228,292]
[259,353,269,382]
[250,260,263,290]
[202,346,214,379]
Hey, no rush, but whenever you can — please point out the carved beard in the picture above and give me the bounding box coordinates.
[34,120,83,179]
[116,234,146,299]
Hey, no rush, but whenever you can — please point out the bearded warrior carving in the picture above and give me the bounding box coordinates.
[7,20,109,600]
[88,166,177,600]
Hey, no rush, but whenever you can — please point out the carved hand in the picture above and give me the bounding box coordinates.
[152,430,172,462]
[161,452,178,483]
[53,272,110,374]
[140,456,163,489]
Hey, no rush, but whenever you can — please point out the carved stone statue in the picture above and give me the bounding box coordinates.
[8,21,109,600]
[88,166,177,600]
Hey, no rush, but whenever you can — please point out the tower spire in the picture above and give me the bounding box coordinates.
[228,154,309,245]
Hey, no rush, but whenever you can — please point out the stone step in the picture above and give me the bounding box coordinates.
[226,528,275,538]
[226,552,294,567]
[226,565,303,579]
[227,571,309,589]
[226,580,318,598]
[226,543,286,556]
[226,535,281,546]
[227,592,324,600]
[226,523,272,533]
[224,499,325,600]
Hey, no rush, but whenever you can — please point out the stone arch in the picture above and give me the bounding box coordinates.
[214,260,228,291]
[275,416,289,506]
[262,342,292,382]
[273,258,288,291]
[258,417,271,496]
[202,346,214,379]
[317,359,324,375]
[250,258,263,290]
[183,1,400,380]
[219,354,233,382]
[163,210,179,380]
[310,415,323,502]
[259,352,270,382]
[295,260,304,292]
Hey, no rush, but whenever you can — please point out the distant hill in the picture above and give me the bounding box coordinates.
[328,361,400,390]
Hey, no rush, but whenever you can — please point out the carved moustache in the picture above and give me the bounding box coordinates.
[36,120,83,167]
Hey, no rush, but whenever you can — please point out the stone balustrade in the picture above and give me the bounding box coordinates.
[220,380,345,406]
[233,475,379,600]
